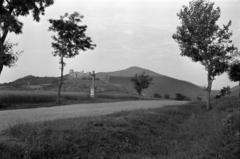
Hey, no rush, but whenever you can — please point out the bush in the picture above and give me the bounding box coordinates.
[164,94,170,99]
[175,93,191,101]
[220,86,231,97]
[197,96,202,101]
[214,94,222,99]
[153,93,162,98]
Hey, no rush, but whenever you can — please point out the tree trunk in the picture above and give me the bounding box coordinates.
[0,41,4,76]
[206,77,213,110]
[56,56,64,104]
[0,27,9,76]
[239,81,240,101]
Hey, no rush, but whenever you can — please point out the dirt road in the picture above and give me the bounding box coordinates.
[0,100,189,132]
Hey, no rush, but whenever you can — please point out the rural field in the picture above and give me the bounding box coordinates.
[0,90,145,110]
[0,97,239,159]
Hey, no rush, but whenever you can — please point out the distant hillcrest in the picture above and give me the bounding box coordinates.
[97,66,162,78]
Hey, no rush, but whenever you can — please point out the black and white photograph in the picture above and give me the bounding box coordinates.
[0,0,239,158]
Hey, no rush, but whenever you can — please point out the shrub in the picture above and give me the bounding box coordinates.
[197,96,202,101]
[164,94,170,99]
[153,93,162,98]
[214,94,222,99]
[220,86,231,97]
[175,93,185,100]
[175,93,191,101]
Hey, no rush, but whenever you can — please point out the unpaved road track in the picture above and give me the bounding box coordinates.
[0,100,189,132]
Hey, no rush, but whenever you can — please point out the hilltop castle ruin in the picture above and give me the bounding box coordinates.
[68,69,110,83]
[68,69,91,79]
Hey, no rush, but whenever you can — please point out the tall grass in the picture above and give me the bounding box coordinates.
[0,91,141,110]
[0,91,89,104]
[0,91,139,104]
[0,96,239,158]
[97,93,139,100]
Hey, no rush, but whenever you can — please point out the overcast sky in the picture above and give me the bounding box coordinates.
[1,0,239,89]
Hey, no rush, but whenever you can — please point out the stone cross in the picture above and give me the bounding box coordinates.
[91,70,96,88]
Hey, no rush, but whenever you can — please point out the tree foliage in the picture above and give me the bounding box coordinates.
[172,0,238,109]
[228,60,240,100]
[131,71,153,99]
[0,0,55,75]
[49,12,96,58]
[2,40,22,67]
[228,60,240,82]
[48,12,96,103]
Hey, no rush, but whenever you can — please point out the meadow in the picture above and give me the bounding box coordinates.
[0,96,239,159]
[0,91,142,110]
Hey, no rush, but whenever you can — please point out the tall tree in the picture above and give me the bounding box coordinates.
[0,0,55,76]
[172,0,238,109]
[49,12,96,104]
[228,60,240,100]
[131,71,153,99]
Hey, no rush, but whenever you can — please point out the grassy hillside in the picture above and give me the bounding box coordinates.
[1,66,219,100]
[60,78,128,94]
[145,76,206,100]
[2,74,207,101]
[109,76,206,100]
[0,97,239,159]
[2,75,128,95]
[231,85,239,97]
[97,66,212,100]
[10,75,60,86]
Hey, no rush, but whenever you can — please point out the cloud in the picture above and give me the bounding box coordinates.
[123,30,134,35]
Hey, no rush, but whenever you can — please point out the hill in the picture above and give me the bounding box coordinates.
[231,85,239,97]
[108,76,206,100]
[2,66,215,100]
[12,75,61,85]
[97,66,161,78]
[97,66,207,100]
[2,75,127,94]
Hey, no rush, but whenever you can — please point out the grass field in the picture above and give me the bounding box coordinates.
[0,91,143,110]
[0,96,239,158]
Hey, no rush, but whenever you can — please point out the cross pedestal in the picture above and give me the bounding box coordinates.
[90,86,96,98]
[90,70,96,98]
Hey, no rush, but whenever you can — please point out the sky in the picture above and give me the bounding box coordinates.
[1,0,239,90]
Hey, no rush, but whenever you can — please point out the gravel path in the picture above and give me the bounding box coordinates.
[0,100,189,132]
